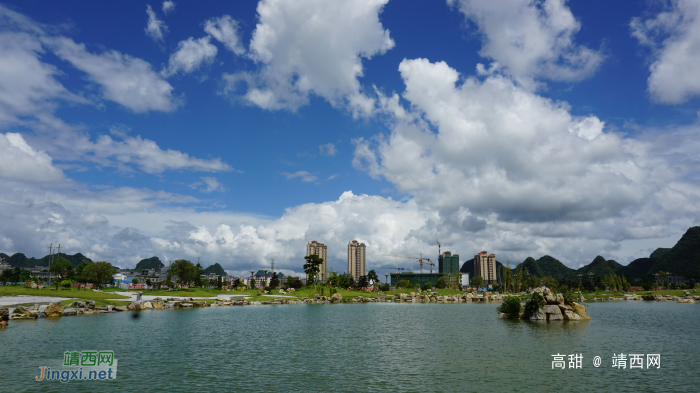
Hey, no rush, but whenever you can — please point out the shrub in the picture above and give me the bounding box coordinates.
[60,280,72,289]
[641,279,652,291]
[497,296,522,319]
[524,292,545,316]
[379,283,390,292]
[397,280,410,288]
[435,277,447,289]
[560,285,576,306]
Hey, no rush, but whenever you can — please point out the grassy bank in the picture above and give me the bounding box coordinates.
[0,285,130,300]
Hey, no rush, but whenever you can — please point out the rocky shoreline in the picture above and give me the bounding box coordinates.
[2,289,697,322]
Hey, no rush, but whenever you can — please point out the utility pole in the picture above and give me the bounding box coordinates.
[271,259,275,275]
[56,244,61,260]
[48,244,53,284]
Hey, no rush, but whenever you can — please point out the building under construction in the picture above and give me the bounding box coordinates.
[389,250,461,288]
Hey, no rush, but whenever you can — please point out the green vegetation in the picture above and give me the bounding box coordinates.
[0,252,92,269]
[202,263,226,276]
[524,292,545,315]
[134,256,164,271]
[82,262,116,289]
[49,258,74,289]
[497,296,522,319]
[470,275,484,289]
[0,285,129,299]
[303,254,323,287]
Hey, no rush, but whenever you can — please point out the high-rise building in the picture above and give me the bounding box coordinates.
[474,251,497,286]
[347,240,366,278]
[439,251,460,274]
[306,240,328,282]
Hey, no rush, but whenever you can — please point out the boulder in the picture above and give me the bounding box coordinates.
[44,302,64,317]
[14,306,28,315]
[571,302,591,320]
[127,302,142,311]
[498,312,508,319]
[683,290,690,297]
[85,301,95,310]
[62,308,79,316]
[152,301,166,309]
[142,301,153,309]
[528,308,547,320]
[544,305,564,321]
[0,307,8,319]
[330,293,342,304]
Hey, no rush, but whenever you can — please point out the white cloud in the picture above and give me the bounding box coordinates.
[190,176,225,193]
[145,5,167,42]
[319,142,337,156]
[49,37,178,112]
[0,132,63,182]
[162,1,176,14]
[282,171,317,182]
[353,58,700,259]
[204,15,245,55]
[162,36,218,77]
[223,0,394,117]
[448,0,603,90]
[631,0,700,104]
[0,7,87,127]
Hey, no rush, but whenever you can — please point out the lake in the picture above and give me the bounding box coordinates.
[1,301,698,392]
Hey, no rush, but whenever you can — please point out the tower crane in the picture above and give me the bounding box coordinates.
[383,253,435,273]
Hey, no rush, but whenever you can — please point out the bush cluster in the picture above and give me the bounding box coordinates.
[524,292,545,316]
[497,296,522,319]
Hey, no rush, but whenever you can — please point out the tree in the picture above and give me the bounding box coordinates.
[435,277,447,289]
[497,296,522,319]
[357,275,369,288]
[367,270,379,287]
[500,262,513,293]
[50,258,74,290]
[470,275,484,290]
[131,278,138,285]
[81,262,116,289]
[303,254,324,287]
[269,272,280,289]
[194,262,204,287]
[75,261,93,290]
[397,280,410,288]
[170,259,196,286]
[327,270,339,287]
[525,276,539,290]
[145,278,152,289]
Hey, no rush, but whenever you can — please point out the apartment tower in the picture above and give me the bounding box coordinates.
[474,250,497,286]
[347,240,366,278]
[306,240,328,282]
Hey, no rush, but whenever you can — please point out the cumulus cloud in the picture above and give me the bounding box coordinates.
[631,0,700,103]
[204,15,245,55]
[145,5,167,42]
[319,142,337,156]
[281,171,317,182]
[353,58,700,261]
[162,1,176,14]
[448,0,603,90]
[0,132,63,182]
[162,36,218,77]
[222,0,394,117]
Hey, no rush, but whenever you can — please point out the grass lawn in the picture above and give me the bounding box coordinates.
[0,285,130,300]
[581,289,691,299]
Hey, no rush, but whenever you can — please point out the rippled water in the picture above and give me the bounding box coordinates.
[1,301,698,392]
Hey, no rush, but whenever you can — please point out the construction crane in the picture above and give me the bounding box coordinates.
[383,254,435,273]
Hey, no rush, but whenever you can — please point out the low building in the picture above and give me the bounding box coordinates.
[390,272,444,288]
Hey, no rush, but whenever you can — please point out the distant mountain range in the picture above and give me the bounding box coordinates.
[460,226,700,281]
[0,252,92,269]
[135,257,164,271]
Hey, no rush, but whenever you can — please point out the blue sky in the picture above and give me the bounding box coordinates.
[1,0,699,276]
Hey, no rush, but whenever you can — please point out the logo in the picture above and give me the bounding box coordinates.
[35,350,118,383]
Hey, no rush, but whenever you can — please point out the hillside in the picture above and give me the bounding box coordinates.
[0,252,92,269]
[135,256,164,271]
[203,263,226,276]
[647,227,700,277]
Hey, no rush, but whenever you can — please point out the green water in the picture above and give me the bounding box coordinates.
[1,301,698,392]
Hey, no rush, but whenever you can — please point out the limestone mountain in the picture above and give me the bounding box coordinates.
[135,256,164,272]
[203,263,226,276]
